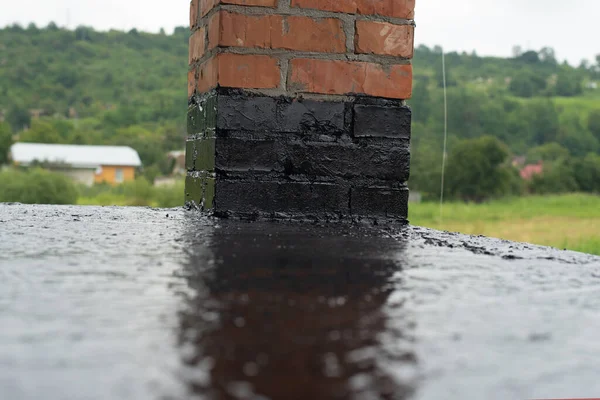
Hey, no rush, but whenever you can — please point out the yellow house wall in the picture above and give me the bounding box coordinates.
[94,165,136,185]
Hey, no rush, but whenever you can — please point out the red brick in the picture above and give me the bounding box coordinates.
[290,59,412,99]
[200,0,277,18]
[200,0,218,17]
[218,53,280,89]
[197,56,219,93]
[291,0,415,19]
[190,0,199,29]
[222,0,277,6]
[219,12,271,48]
[194,54,280,93]
[216,12,345,53]
[355,21,414,58]
[189,27,206,64]
[207,12,220,51]
[273,15,345,52]
[188,69,196,98]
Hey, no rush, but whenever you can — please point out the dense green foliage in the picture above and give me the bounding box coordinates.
[0,24,599,202]
[410,45,600,201]
[0,166,184,207]
[0,168,78,204]
[0,23,189,178]
[0,123,12,165]
[442,136,522,201]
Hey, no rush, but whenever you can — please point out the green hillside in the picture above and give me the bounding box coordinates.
[0,23,599,195]
[0,24,189,179]
[410,46,600,200]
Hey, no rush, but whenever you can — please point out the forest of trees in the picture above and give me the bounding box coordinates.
[0,23,599,203]
[410,45,600,201]
[0,23,190,182]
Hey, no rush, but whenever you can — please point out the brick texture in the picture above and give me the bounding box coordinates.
[222,0,278,6]
[188,69,196,97]
[218,53,280,89]
[189,27,206,64]
[190,0,199,29]
[355,21,414,58]
[196,56,218,93]
[200,0,278,18]
[217,12,345,53]
[207,12,220,51]
[199,0,218,18]
[192,53,280,94]
[290,59,412,99]
[290,0,415,19]
[189,0,415,99]
[186,0,416,220]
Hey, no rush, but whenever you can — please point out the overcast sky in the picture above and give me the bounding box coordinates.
[0,0,598,65]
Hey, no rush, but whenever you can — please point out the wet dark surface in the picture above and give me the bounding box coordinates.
[1,204,600,400]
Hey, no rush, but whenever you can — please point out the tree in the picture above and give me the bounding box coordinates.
[557,112,599,156]
[161,124,186,151]
[55,67,79,89]
[539,47,557,65]
[408,132,442,200]
[588,109,600,141]
[6,104,31,132]
[527,142,570,163]
[435,61,457,88]
[112,125,165,167]
[555,71,583,97]
[529,159,578,194]
[19,119,62,143]
[445,88,483,138]
[444,136,517,202]
[517,50,540,64]
[46,22,59,31]
[0,168,78,204]
[508,71,547,98]
[410,79,431,123]
[528,100,559,145]
[74,26,95,42]
[573,153,600,193]
[0,123,13,165]
[509,74,535,98]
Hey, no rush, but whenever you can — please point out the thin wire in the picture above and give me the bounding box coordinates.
[439,50,448,222]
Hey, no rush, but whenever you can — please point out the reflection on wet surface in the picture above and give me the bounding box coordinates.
[177,222,415,399]
[1,204,600,400]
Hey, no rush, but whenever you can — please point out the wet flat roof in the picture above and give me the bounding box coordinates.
[1,203,599,400]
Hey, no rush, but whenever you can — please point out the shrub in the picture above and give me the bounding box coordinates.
[154,180,185,208]
[0,168,78,204]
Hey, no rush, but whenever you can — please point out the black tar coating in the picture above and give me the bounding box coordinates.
[185,89,412,222]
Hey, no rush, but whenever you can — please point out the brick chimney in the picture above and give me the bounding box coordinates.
[186,0,415,221]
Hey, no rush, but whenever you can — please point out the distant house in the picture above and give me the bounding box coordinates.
[9,143,142,186]
[520,162,544,181]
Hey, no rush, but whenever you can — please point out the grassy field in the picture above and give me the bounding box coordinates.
[409,194,600,256]
[76,180,185,208]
